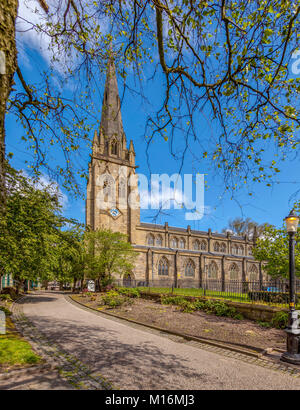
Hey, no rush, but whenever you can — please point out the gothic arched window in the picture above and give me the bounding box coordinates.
[214,242,220,252]
[103,177,112,202]
[239,245,244,255]
[119,179,126,199]
[200,241,207,251]
[229,263,239,280]
[208,261,218,279]
[111,140,118,156]
[158,258,169,276]
[156,235,163,247]
[220,243,226,253]
[185,260,195,277]
[249,265,258,281]
[232,244,238,254]
[193,240,200,251]
[146,234,154,246]
[171,237,178,248]
[179,238,185,249]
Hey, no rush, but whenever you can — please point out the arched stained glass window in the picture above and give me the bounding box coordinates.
[185,260,195,277]
[229,263,239,280]
[200,241,207,251]
[146,234,154,246]
[193,240,200,250]
[158,258,169,276]
[156,235,163,247]
[208,261,218,279]
[249,265,258,281]
[171,237,178,248]
[214,242,220,252]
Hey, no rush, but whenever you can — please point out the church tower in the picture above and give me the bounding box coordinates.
[86,58,140,243]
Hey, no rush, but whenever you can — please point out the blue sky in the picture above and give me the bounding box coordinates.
[7,1,300,233]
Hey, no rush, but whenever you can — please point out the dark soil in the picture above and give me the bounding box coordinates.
[72,293,286,352]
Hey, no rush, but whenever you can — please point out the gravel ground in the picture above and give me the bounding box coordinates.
[73,294,286,352]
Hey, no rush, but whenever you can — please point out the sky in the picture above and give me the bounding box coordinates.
[6,0,300,234]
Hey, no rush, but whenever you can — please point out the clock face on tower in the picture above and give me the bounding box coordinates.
[109,208,121,219]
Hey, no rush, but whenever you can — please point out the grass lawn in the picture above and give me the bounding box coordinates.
[0,310,42,371]
[136,286,295,308]
[138,286,248,300]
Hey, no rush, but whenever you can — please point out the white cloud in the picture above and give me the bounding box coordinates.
[17,0,53,64]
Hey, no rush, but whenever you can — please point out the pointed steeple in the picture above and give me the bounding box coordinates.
[129,139,135,153]
[100,56,125,143]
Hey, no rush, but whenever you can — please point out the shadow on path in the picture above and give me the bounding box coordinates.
[24,309,212,389]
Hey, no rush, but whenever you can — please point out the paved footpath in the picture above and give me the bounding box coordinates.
[7,291,300,390]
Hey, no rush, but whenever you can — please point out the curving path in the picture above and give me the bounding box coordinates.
[19,291,300,390]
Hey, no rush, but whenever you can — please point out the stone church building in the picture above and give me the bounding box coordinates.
[86,59,265,288]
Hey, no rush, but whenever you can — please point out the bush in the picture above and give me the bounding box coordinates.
[271,311,288,329]
[177,300,196,313]
[117,287,140,298]
[161,296,187,306]
[101,290,132,308]
[161,296,242,319]
[1,287,17,300]
[0,294,12,302]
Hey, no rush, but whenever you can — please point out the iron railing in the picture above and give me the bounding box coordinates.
[113,278,300,307]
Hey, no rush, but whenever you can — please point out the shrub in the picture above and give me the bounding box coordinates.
[271,311,288,329]
[101,290,132,308]
[161,296,242,318]
[176,300,196,313]
[1,287,17,300]
[117,287,140,298]
[0,294,12,302]
[161,296,187,306]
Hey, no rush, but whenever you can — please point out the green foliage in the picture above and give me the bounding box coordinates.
[116,287,140,298]
[253,224,300,278]
[161,296,187,306]
[271,311,289,329]
[101,290,132,309]
[84,229,138,288]
[19,0,299,195]
[0,165,83,288]
[0,294,12,302]
[161,295,242,319]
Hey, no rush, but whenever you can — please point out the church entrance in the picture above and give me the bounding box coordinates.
[123,273,133,287]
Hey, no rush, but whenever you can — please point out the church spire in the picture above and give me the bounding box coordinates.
[99,55,125,143]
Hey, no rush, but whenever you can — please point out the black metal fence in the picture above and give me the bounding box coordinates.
[113,278,300,307]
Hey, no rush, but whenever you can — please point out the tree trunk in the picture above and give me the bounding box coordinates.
[72,277,77,293]
[0,1,18,207]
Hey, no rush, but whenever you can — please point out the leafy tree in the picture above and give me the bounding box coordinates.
[253,224,300,279]
[1,0,300,203]
[84,229,138,290]
[52,228,86,291]
[0,164,81,292]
